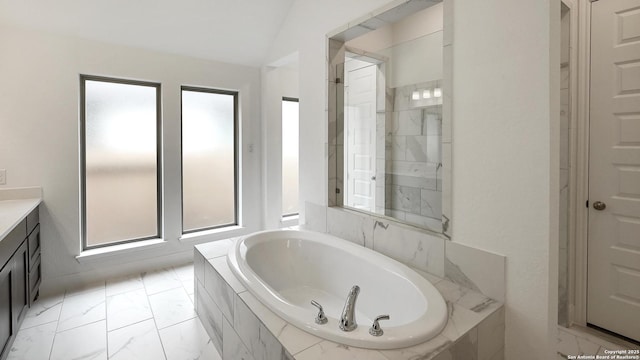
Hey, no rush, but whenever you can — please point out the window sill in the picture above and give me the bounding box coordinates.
[179,225,248,243]
[281,215,299,228]
[76,238,166,263]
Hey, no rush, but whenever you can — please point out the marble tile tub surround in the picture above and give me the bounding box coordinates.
[305,202,506,302]
[194,241,504,360]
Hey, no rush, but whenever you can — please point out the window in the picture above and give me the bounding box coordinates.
[181,87,238,233]
[282,97,299,217]
[80,76,161,249]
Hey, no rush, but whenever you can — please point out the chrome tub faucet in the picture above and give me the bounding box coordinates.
[339,285,360,331]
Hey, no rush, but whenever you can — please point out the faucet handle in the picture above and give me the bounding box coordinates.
[369,314,390,336]
[310,300,328,325]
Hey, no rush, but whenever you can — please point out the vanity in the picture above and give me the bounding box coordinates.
[0,188,42,360]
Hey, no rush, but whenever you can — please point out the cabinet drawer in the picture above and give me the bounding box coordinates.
[28,225,40,271]
[26,207,39,237]
[0,220,26,272]
[29,255,41,304]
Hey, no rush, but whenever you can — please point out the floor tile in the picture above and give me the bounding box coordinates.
[20,293,63,330]
[64,280,106,298]
[106,288,153,331]
[182,279,195,295]
[106,274,144,297]
[57,288,106,332]
[50,320,107,360]
[7,321,56,360]
[142,268,182,295]
[149,287,197,329]
[159,318,221,360]
[108,319,166,360]
[173,263,194,282]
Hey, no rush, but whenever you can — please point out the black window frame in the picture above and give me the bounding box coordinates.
[80,74,163,250]
[180,86,239,234]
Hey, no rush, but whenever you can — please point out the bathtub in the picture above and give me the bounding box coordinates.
[227,229,448,350]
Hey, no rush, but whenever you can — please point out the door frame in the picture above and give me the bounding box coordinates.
[566,0,590,327]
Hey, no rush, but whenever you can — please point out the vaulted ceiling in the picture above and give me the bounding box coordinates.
[0,0,295,66]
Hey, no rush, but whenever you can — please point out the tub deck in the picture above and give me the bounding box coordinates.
[194,238,505,360]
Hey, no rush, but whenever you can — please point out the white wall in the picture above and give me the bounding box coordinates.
[262,62,299,229]
[0,24,263,292]
[266,0,560,359]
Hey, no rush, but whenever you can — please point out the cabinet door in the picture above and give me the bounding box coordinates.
[0,263,13,360]
[12,241,28,326]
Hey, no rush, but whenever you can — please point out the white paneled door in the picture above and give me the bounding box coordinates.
[588,0,640,342]
[345,59,377,212]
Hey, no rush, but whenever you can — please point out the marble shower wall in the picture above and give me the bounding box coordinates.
[305,202,506,302]
[385,80,442,230]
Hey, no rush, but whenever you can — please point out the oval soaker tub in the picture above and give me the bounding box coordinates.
[227,229,447,350]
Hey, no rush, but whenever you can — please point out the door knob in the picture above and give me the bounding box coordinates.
[593,201,606,211]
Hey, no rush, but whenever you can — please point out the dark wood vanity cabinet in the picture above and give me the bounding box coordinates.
[0,206,40,360]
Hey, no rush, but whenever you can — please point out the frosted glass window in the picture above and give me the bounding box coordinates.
[182,88,237,232]
[81,77,160,249]
[282,98,299,217]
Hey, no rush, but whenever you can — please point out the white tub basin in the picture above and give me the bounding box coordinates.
[227,229,447,349]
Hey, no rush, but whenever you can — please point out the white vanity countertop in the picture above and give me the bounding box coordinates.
[0,187,42,240]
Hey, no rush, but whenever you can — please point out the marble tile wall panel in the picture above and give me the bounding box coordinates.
[326,206,374,247]
[391,136,407,160]
[405,212,443,230]
[204,258,237,322]
[425,110,443,136]
[406,136,428,162]
[372,220,445,276]
[477,307,505,360]
[390,184,422,214]
[445,241,506,302]
[390,173,438,191]
[389,110,423,135]
[223,318,254,360]
[194,248,206,283]
[451,327,478,360]
[195,280,224,351]
[388,160,435,179]
[234,297,285,360]
[422,188,443,218]
[427,135,442,163]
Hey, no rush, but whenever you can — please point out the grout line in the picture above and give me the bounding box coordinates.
[144,272,170,360]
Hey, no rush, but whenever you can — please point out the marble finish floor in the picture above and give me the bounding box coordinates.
[7,263,220,360]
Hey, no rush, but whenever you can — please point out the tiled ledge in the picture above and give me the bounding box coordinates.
[194,238,505,360]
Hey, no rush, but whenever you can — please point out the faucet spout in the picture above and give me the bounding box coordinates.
[339,285,360,332]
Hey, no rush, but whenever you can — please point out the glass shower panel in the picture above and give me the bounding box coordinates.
[182,89,236,232]
[84,79,159,247]
[282,99,299,216]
